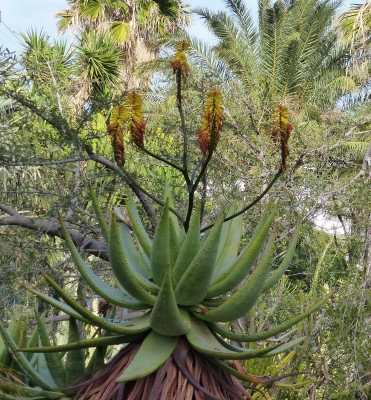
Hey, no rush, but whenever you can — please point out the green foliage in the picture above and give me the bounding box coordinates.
[77,31,122,93]
[194,0,355,116]
[0,1,370,398]
[0,194,322,398]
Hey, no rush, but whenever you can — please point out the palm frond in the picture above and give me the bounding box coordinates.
[280,0,339,99]
[195,7,258,91]
[110,21,131,45]
[258,0,288,98]
[224,0,258,51]
[196,8,240,46]
[188,37,231,82]
[152,0,182,19]
[338,1,371,47]
[56,11,74,33]
[76,31,123,92]
[80,0,104,21]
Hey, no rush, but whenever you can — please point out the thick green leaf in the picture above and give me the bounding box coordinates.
[125,195,152,258]
[35,314,66,387]
[109,217,157,306]
[196,232,276,322]
[150,268,191,336]
[117,331,178,382]
[172,202,201,285]
[42,274,152,335]
[65,318,84,386]
[151,198,171,285]
[60,218,147,310]
[209,292,334,342]
[174,211,225,305]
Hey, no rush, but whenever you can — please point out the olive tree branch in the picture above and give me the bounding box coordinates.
[0,204,108,260]
[2,157,92,167]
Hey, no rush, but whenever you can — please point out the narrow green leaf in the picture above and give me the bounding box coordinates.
[0,383,67,399]
[208,203,277,297]
[109,217,157,305]
[197,232,275,322]
[20,333,144,353]
[186,317,279,360]
[172,202,201,285]
[88,186,109,242]
[65,318,84,386]
[0,317,21,366]
[263,225,301,293]
[23,285,88,323]
[35,314,66,387]
[42,274,152,335]
[0,321,56,390]
[210,292,334,342]
[213,204,243,274]
[261,337,307,357]
[60,218,147,310]
[119,223,151,279]
[125,195,152,258]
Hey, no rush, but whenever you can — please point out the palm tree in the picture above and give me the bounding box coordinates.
[193,0,355,118]
[188,0,364,218]
[338,0,370,109]
[338,0,370,79]
[57,0,190,90]
[337,1,371,302]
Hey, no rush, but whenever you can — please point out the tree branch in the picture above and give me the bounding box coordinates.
[300,168,367,223]
[85,147,184,224]
[0,204,108,260]
[2,157,92,167]
[0,89,69,134]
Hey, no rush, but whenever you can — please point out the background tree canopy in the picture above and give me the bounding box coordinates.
[0,0,370,399]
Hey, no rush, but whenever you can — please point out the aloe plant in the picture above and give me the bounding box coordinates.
[0,316,73,399]
[0,39,334,400]
[0,193,333,400]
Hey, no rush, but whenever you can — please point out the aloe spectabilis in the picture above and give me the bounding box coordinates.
[0,196,333,400]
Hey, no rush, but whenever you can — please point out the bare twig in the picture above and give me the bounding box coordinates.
[301,169,367,223]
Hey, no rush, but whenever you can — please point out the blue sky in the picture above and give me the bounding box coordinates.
[0,0,356,54]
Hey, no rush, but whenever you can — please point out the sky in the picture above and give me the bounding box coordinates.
[0,0,356,54]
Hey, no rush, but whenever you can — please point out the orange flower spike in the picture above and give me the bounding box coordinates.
[127,91,145,148]
[198,89,225,156]
[270,104,293,171]
[107,104,127,166]
[171,40,190,81]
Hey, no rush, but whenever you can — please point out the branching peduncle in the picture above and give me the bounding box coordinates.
[175,69,191,189]
[200,168,283,232]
